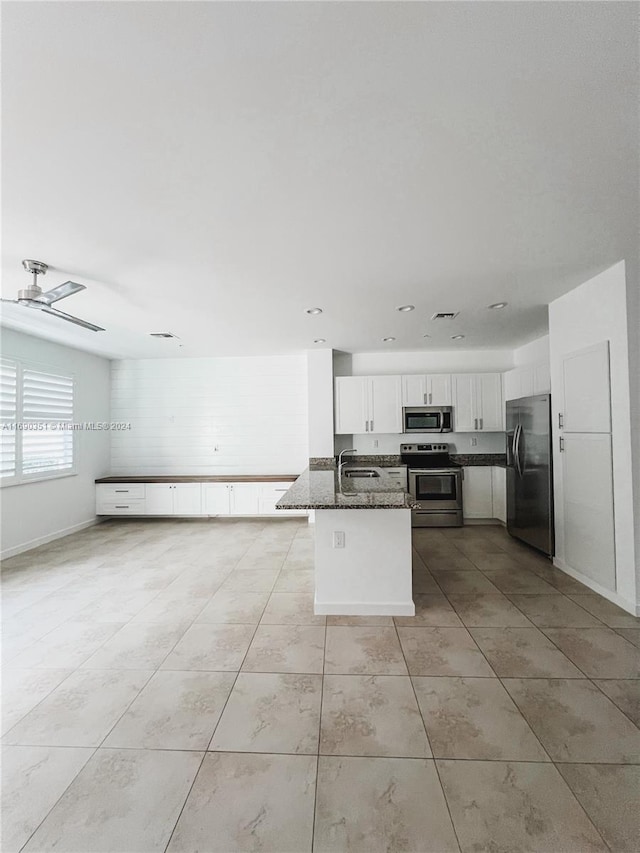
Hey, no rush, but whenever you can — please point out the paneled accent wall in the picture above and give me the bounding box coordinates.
[110,355,308,475]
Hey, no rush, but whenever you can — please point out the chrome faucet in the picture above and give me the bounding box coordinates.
[338,448,357,478]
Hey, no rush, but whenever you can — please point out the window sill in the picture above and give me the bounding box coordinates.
[0,471,78,488]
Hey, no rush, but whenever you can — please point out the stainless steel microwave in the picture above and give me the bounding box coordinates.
[403,406,453,433]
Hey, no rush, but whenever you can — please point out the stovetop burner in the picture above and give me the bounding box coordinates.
[400,442,459,470]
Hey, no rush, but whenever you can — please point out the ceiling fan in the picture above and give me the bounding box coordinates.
[1,260,105,332]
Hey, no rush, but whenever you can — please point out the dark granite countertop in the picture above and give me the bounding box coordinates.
[96,474,298,484]
[311,454,506,469]
[450,454,507,468]
[276,465,417,510]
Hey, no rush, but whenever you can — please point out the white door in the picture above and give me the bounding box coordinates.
[562,342,611,433]
[477,373,504,431]
[427,374,452,406]
[369,376,402,433]
[491,466,506,523]
[230,483,260,514]
[335,377,368,434]
[452,374,476,431]
[202,484,230,515]
[402,375,427,406]
[462,467,493,518]
[144,484,174,515]
[562,433,615,589]
[174,483,202,515]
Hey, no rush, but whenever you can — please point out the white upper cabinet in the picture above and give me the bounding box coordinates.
[504,363,550,401]
[533,362,551,395]
[335,375,402,434]
[401,374,451,406]
[561,341,611,433]
[369,376,403,433]
[452,373,503,432]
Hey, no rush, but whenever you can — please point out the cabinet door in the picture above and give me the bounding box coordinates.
[402,375,427,406]
[562,433,615,590]
[477,373,504,431]
[259,482,293,514]
[519,368,534,399]
[452,374,477,431]
[369,376,402,433]
[533,362,551,395]
[503,369,520,402]
[144,484,174,515]
[562,342,611,433]
[174,484,202,515]
[462,467,494,518]
[427,374,452,406]
[335,377,368,434]
[202,484,230,515]
[491,466,506,523]
[230,483,260,514]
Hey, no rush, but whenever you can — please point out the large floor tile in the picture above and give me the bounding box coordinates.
[320,675,430,758]
[413,676,548,760]
[160,623,255,671]
[104,670,235,750]
[166,752,316,853]
[567,594,640,628]
[2,669,152,747]
[616,628,640,648]
[503,678,640,763]
[557,763,640,852]
[72,588,160,623]
[327,615,394,626]
[394,594,462,627]
[6,621,124,670]
[594,679,640,727]
[260,592,326,625]
[81,623,188,669]
[447,593,533,627]
[221,567,280,592]
[506,594,602,627]
[242,625,325,673]
[431,570,500,595]
[210,672,321,754]
[481,568,559,594]
[1,668,73,736]
[422,553,478,572]
[470,627,584,677]
[397,627,494,677]
[437,759,606,852]
[23,748,202,853]
[1,745,93,853]
[324,627,407,675]
[314,756,458,853]
[542,627,640,678]
[195,589,269,624]
[273,568,314,592]
[411,570,441,593]
[129,594,209,626]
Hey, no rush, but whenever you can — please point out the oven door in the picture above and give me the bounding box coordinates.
[409,468,461,510]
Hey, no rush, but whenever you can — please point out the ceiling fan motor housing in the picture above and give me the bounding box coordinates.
[19,259,47,303]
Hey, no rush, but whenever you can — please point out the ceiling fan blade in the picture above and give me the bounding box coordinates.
[39,305,105,332]
[36,281,86,305]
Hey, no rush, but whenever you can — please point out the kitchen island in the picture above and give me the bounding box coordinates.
[277,464,417,617]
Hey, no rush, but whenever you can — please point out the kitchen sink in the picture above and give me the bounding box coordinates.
[343,468,380,478]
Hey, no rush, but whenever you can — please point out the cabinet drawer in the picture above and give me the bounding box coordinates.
[97,499,146,515]
[97,484,145,500]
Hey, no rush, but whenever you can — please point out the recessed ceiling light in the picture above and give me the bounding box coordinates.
[451,335,465,340]
[305,307,323,315]
[313,338,326,344]
[382,337,396,342]
[488,302,508,309]
[397,305,415,312]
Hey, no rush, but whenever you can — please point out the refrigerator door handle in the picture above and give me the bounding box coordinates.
[514,424,523,478]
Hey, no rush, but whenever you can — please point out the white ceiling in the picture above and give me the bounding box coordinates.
[2,2,638,359]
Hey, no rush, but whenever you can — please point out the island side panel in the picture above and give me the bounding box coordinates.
[314,508,414,616]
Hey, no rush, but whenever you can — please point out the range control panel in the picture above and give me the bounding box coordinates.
[400,443,449,454]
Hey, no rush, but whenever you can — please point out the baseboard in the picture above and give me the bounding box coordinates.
[463,518,503,526]
[314,598,415,617]
[553,557,639,616]
[1,518,101,560]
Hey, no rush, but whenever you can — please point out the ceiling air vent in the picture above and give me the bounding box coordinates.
[150,332,179,339]
[431,312,459,320]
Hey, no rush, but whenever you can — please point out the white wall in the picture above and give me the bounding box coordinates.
[307,349,334,458]
[549,261,637,613]
[513,335,549,367]
[110,355,308,475]
[0,329,111,557]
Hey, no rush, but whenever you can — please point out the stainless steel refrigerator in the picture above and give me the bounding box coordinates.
[506,394,554,556]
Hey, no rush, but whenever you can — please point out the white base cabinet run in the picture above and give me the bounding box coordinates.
[97,481,304,517]
[461,466,506,522]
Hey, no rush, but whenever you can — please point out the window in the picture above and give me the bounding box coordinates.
[0,358,75,484]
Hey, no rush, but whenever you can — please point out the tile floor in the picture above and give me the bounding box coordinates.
[2,518,639,852]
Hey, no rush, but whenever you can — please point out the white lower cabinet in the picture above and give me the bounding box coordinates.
[230,483,260,514]
[202,484,231,515]
[144,483,202,516]
[491,466,506,523]
[462,467,494,518]
[259,482,296,514]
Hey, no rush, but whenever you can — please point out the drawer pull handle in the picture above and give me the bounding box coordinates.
[115,490,129,493]
[115,505,129,509]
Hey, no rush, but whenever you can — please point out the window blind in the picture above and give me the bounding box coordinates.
[21,369,74,476]
[0,359,18,479]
